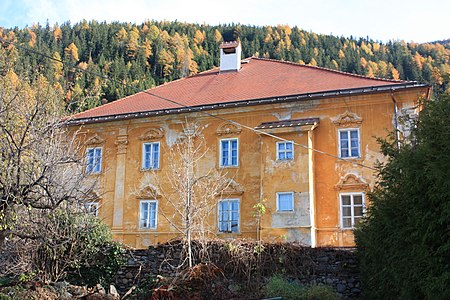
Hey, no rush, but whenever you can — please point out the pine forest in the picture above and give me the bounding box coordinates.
[0,20,449,113]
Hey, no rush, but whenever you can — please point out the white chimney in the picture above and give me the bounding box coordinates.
[219,41,241,72]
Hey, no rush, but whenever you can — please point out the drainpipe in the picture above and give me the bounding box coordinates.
[391,91,401,150]
[258,134,264,242]
[308,125,317,248]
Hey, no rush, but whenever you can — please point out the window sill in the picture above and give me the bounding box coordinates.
[339,227,356,231]
[140,168,160,172]
[219,165,239,169]
[217,231,241,235]
[338,156,363,161]
[86,172,102,176]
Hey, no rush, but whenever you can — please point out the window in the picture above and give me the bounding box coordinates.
[220,138,238,167]
[140,200,158,229]
[277,141,294,160]
[86,147,102,174]
[142,142,160,170]
[277,192,294,211]
[339,129,360,158]
[340,193,364,229]
[85,202,99,217]
[218,199,239,233]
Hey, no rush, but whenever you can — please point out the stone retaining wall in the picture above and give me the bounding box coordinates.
[114,241,361,299]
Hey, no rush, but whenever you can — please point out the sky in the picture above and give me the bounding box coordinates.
[0,0,448,43]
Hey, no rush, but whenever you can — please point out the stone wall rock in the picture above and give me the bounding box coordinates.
[114,241,361,299]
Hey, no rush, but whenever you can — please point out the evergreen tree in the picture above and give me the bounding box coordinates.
[355,93,450,300]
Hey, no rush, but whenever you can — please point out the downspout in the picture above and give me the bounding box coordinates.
[308,123,318,248]
[258,134,264,242]
[391,91,401,150]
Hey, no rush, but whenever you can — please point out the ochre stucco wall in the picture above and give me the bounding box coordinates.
[74,87,428,248]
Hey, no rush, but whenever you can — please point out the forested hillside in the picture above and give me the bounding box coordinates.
[0,20,449,112]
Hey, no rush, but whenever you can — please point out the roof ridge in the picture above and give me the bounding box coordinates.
[252,57,408,84]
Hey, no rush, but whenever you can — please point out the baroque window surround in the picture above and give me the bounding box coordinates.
[338,128,360,158]
[335,174,368,230]
[339,192,364,229]
[333,111,363,159]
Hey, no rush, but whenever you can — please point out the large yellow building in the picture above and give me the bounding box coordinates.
[69,42,430,248]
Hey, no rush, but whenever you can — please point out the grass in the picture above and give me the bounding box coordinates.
[263,275,339,300]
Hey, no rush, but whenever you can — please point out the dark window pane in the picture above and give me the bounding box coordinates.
[342,195,351,205]
[354,195,363,205]
[343,207,352,217]
[343,218,352,228]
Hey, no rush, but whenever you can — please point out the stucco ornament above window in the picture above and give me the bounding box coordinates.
[335,174,369,191]
[84,134,105,145]
[332,111,363,127]
[136,185,160,199]
[139,127,165,141]
[216,122,242,136]
[217,179,244,196]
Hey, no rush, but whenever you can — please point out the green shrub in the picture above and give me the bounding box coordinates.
[67,241,125,286]
[264,275,305,300]
[10,208,126,285]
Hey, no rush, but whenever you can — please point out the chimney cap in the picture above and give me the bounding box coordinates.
[220,41,240,49]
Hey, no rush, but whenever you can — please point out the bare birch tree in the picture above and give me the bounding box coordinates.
[139,122,230,268]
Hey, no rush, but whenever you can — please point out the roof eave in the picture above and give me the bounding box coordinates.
[66,82,430,126]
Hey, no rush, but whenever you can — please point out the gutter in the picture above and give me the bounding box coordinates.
[67,82,430,126]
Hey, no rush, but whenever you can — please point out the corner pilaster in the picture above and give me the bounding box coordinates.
[112,127,128,234]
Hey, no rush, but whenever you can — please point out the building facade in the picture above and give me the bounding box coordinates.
[69,42,430,248]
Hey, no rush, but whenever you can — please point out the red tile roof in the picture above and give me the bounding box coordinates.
[70,57,411,122]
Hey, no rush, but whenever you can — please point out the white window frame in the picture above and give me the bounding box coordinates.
[338,128,360,158]
[86,147,102,174]
[339,192,365,229]
[219,138,239,167]
[218,198,240,233]
[276,192,294,212]
[85,202,99,217]
[139,200,158,229]
[276,141,294,160]
[142,142,160,170]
